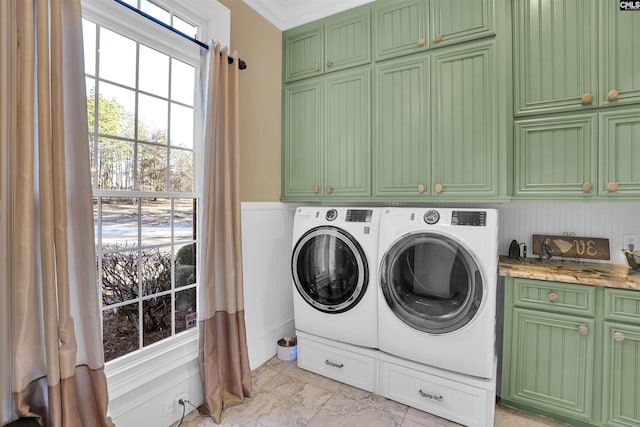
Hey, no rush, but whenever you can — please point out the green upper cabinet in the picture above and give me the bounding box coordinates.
[324,8,371,73]
[599,107,640,198]
[513,0,598,116]
[600,2,640,107]
[430,0,495,48]
[431,40,497,197]
[282,78,323,199]
[283,7,371,83]
[373,0,429,61]
[373,56,430,198]
[323,68,371,198]
[514,114,598,199]
[283,24,324,82]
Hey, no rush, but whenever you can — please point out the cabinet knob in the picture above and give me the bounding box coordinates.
[548,292,558,303]
[326,60,333,68]
[313,185,319,194]
[607,181,619,192]
[314,63,320,72]
[582,182,592,193]
[613,331,625,342]
[434,33,443,42]
[578,325,589,336]
[434,183,444,193]
[417,183,425,193]
[608,89,619,101]
[417,37,425,46]
[580,92,593,104]
[326,185,333,194]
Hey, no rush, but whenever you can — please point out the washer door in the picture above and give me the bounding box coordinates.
[380,232,484,334]
[292,226,368,313]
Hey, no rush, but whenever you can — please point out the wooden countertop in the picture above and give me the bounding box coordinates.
[499,255,640,291]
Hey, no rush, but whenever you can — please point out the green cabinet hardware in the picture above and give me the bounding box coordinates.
[600,3,640,107]
[513,0,598,115]
[514,114,598,199]
[282,69,371,200]
[373,0,429,61]
[503,279,640,427]
[283,7,370,83]
[373,56,430,197]
[599,107,640,198]
[431,40,497,197]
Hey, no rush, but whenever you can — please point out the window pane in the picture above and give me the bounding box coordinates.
[82,20,96,76]
[93,197,99,245]
[170,103,193,148]
[175,287,196,333]
[172,16,197,38]
[139,45,169,98]
[169,148,194,192]
[175,243,196,288]
[98,82,135,138]
[174,199,195,242]
[101,248,139,305]
[101,197,138,247]
[137,143,168,192]
[141,246,172,296]
[99,28,136,88]
[141,198,171,246]
[143,295,171,346]
[103,304,140,362]
[138,94,168,143]
[171,59,195,106]
[89,136,96,187]
[140,0,170,25]
[86,77,96,132]
[98,139,135,190]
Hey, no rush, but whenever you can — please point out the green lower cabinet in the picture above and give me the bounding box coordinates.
[602,322,640,427]
[514,114,598,199]
[506,307,596,422]
[599,108,640,198]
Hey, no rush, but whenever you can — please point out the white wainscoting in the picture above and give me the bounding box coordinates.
[241,202,297,369]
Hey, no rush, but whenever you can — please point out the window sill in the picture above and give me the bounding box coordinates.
[105,328,198,400]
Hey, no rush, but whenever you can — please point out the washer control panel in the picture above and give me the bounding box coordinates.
[451,210,487,226]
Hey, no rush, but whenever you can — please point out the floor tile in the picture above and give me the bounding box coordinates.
[402,406,461,426]
[334,383,408,421]
[307,393,404,427]
[281,362,342,392]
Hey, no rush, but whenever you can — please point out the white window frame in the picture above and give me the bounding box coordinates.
[81,0,229,402]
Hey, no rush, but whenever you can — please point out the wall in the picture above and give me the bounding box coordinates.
[219,0,283,202]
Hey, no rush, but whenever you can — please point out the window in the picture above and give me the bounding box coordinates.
[83,2,202,362]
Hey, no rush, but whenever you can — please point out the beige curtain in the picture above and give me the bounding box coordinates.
[198,42,251,424]
[7,0,114,426]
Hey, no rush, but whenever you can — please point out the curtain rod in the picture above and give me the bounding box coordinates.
[113,0,247,70]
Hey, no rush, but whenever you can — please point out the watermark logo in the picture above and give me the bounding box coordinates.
[620,1,640,10]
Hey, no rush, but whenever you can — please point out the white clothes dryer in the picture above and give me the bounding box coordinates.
[377,207,498,379]
[292,207,381,349]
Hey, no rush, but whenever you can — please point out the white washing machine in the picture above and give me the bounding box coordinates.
[377,207,498,379]
[292,206,381,349]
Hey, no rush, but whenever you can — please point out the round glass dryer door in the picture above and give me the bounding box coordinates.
[380,232,484,334]
[292,226,368,313]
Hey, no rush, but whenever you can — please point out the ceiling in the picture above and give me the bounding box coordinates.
[242,0,375,31]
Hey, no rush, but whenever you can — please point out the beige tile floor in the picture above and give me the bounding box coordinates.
[171,357,569,427]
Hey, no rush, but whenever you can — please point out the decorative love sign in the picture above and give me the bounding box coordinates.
[532,234,610,260]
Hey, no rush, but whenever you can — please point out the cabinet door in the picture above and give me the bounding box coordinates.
[601,2,640,106]
[284,24,324,82]
[431,41,496,197]
[324,8,371,73]
[514,114,598,198]
[513,0,598,115]
[373,0,429,61]
[507,308,595,422]
[374,56,430,198]
[602,322,640,427]
[430,0,494,48]
[282,79,323,199]
[599,108,640,198]
[324,68,371,198]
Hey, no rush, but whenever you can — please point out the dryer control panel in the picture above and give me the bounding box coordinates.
[346,209,373,223]
[451,210,486,226]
